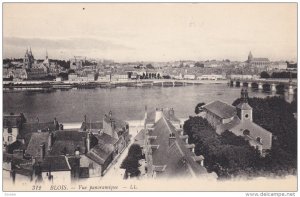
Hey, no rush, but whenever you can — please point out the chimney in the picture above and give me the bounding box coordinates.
[40,143,46,159]
[169,133,176,146]
[59,124,64,130]
[200,156,204,167]
[155,108,163,123]
[86,132,91,152]
[48,132,54,151]
[84,115,87,131]
[169,108,174,117]
[82,136,87,153]
[74,150,81,179]
[53,117,57,125]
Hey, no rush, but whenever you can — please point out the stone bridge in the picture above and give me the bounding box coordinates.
[229,78,297,94]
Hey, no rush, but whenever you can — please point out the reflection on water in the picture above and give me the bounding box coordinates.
[3,84,295,122]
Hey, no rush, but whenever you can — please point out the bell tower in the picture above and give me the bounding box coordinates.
[236,88,253,122]
[248,51,253,63]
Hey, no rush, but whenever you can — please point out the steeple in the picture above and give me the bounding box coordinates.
[237,88,252,122]
[241,88,249,103]
[248,51,253,62]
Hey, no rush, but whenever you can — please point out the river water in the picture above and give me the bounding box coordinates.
[3,84,294,123]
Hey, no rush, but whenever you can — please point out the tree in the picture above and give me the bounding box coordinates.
[195,102,205,114]
[146,64,154,69]
[194,62,204,68]
[120,144,142,179]
[260,71,270,79]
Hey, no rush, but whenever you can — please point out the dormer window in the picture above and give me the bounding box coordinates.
[256,137,262,144]
[243,129,250,136]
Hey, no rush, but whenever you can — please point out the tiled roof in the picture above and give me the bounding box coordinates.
[162,108,181,123]
[38,155,71,172]
[85,144,114,165]
[26,132,50,157]
[103,115,128,130]
[94,133,118,145]
[252,58,270,62]
[145,108,180,125]
[148,116,207,177]
[80,122,103,130]
[3,115,22,128]
[134,129,145,147]
[217,115,241,132]
[20,122,58,137]
[203,100,236,119]
[229,120,272,150]
[50,130,98,156]
[236,102,252,110]
[50,140,86,156]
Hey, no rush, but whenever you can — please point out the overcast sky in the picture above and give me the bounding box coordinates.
[3,3,297,62]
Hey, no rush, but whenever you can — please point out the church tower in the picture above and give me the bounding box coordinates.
[236,88,253,122]
[23,47,34,69]
[248,51,253,63]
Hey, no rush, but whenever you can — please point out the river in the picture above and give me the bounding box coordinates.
[3,84,294,123]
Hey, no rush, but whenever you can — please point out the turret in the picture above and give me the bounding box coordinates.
[236,88,253,122]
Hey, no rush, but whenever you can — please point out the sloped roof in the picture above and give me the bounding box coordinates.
[230,120,272,150]
[202,100,236,119]
[145,108,180,125]
[50,130,98,156]
[50,140,86,156]
[26,132,50,157]
[217,115,241,132]
[94,133,118,145]
[20,122,58,137]
[38,155,71,172]
[103,115,128,130]
[80,122,103,131]
[85,144,114,165]
[134,129,145,147]
[252,58,270,62]
[148,116,207,177]
[162,108,181,123]
[236,102,252,110]
[3,115,22,128]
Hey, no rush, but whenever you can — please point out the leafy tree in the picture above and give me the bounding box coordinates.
[260,71,270,79]
[146,64,154,69]
[195,102,205,114]
[194,62,204,68]
[120,144,142,179]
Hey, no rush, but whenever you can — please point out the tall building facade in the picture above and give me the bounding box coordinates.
[247,51,270,66]
[23,48,34,69]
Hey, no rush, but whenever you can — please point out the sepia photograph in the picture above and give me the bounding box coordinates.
[1,2,298,193]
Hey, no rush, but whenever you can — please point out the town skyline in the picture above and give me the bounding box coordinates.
[3,3,297,62]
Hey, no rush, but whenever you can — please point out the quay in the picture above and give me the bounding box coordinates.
[3,79,228,90]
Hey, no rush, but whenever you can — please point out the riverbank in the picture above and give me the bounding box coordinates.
[3,79,228,90]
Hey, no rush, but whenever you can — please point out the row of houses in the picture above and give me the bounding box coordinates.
[134,108,215,178]
[3,111,130,183]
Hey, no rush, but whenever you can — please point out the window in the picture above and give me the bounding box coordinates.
[8,128,12,134]
[256,137,262,143]
[243,129,250,136]
[245,114,249,118]
[8,136,12,142]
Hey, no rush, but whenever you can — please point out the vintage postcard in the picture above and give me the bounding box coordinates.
[1,2,298,193]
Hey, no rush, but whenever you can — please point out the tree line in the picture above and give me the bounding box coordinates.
[184,96,297,179]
